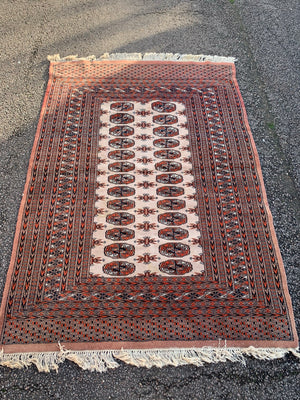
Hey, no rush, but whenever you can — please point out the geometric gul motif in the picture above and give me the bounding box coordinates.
[90,101,204,277]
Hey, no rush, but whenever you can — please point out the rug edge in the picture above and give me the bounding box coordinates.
[47,53,237,63]
[230,63,299,346]
[0,346,299,373]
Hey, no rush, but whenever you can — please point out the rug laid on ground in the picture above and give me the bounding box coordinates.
[0,53,298,372]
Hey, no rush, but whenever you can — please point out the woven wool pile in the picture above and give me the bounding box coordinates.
[0,54,298,372]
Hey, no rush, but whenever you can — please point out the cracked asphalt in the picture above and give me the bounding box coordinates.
[0,0,299,399]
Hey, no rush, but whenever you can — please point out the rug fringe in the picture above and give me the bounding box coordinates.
[0,347,64,372]
[113,346,300,368]
[47,53,236,63]
[0,346,299,372]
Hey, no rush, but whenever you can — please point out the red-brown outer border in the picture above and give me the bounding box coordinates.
[0,59,298,354]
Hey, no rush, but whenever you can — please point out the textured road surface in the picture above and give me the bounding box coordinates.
[0,1,299,399]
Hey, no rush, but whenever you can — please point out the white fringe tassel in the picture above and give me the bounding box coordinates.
[1,346,299,373]
[47,53,237,63]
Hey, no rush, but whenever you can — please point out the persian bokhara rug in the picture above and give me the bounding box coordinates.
[0,53,299,372]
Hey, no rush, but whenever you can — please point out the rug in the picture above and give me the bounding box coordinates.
[0,53,298,372]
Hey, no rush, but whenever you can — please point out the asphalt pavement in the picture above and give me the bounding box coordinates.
[0,1,299,399]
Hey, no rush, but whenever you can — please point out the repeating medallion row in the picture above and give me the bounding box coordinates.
[90,101,204,277]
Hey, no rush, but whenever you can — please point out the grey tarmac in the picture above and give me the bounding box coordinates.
[0,1,299,399]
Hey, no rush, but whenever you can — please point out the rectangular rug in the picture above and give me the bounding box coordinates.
[0,53,298,372]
